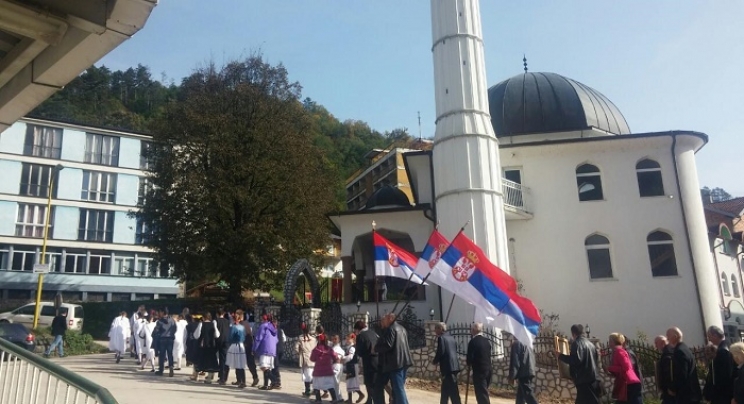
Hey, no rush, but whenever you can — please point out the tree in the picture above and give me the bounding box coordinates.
[138,55,337,303]
[701,186,733,203]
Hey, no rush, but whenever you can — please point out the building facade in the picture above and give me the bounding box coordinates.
[0,117,179,302]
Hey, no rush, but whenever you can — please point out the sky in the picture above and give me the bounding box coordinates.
[99,1,743,196]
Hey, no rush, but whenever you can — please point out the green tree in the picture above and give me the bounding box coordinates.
[702,186,734,203]
[138,56,337,303]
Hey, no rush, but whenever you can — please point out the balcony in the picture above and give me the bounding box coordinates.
[503,179,532,220]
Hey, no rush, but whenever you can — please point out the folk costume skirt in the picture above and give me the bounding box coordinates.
[226,343,247,369]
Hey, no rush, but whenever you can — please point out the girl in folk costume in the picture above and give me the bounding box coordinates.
[296,323,317,397]
[225,310,248,388]
[194,312,221,383]
[254,314,278,390]
[108,311,130,363]
[342,333,364,404]
[330,334,346,395]
[185,315,202,377]
[172,314,187,370]
[140,315,157,371]
[310,334,342,404]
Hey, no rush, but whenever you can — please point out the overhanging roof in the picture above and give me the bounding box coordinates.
[0,0,157,133]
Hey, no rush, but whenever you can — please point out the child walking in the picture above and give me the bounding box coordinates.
[310,334,342,403]
[342,333,364,404]
[296,323,316,397]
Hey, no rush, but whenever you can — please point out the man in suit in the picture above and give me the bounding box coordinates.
[354,320,379,404]
[214,307,231,385]
[556,324,600,404]
[433,323,461,404]
[509,336,537,404]
[467,322,492,404]
[704,326,735,404]
[655,335,676,404]
[667,327,702,404]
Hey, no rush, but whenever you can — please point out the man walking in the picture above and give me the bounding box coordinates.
[154,307,176,377]
[375,313,412,404]
[704,326,735,404]
[214,307,231,385]
[556,324,600,404]
[509,336,537,404]
[667,327,702,404]
[354,320,378,404]
[467,322,492,404]
[433,323,461,404]
[654,335,675,404]
[44,310,68,358]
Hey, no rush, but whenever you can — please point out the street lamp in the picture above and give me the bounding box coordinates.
[430,308,435,321]
[585,324,591,338]
[356,300,361,313]
[270,295,275,306]
[33,164,64,329]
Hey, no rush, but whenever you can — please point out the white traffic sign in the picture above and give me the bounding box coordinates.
[33,264,50,273]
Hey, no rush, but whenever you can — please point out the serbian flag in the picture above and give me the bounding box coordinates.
[414,229,450,277]
[373,232,426,284]
[432,231,541,346]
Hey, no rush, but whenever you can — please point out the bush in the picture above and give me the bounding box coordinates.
[33,328,106,356]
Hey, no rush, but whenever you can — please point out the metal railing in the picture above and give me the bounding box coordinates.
[502,178,530,213]
[0,338,118,404]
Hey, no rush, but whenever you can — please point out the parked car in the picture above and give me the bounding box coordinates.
[0,323,36,359]
[0,302,84,331]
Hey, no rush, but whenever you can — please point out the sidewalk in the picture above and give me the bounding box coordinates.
[52,354,512,404]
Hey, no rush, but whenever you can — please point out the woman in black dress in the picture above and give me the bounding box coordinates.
[196,312,220,383]
[186,314,202,380]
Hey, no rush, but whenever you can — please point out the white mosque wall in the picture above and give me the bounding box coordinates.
[446,132,715,345]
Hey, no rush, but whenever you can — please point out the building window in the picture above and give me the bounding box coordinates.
[88,252,111,275]
[82,171,117,203]
[576,164,604,201]
[733,275,740,298]
[15,204,53,238]
[585,234,613,279]
[111,293,131,301]
[113,256,135,276]
[647,231,678,277]
[721,226,734,256]
[64,251,87,273]
[24,125,62,159]
[10,246,35,271]
[636,159,664,197]
[78,209,114,243]
[19,163,56,198]
[722,273,731,296]
[137,257,154,277]
[0,245,9,270]
[138,177,150,205]
[84,133,119,166]
[135,219,152,245]
[140,141,152,170]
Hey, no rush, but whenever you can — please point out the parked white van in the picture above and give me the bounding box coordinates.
[0,302,84,331]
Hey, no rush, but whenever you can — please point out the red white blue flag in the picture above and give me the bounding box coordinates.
[414,229,449,278]
[431,231,541,346]
[373,232,426,284]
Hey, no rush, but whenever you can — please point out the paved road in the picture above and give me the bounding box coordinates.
[51,354,510,404]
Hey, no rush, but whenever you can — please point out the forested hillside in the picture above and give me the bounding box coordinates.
[30,65,415,207]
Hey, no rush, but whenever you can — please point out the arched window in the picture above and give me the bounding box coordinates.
[576,164,604,201]
[636,159,664,197]
[722,272,731,296]
[647,231,678,277]
[732,274,740,298]
[585,234,613,279]
[721,225,733,255]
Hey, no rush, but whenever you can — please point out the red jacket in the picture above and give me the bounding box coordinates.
[608,346,641,401]
[310,344,337,377]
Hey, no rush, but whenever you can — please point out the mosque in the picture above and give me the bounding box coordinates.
[330,2,720,344]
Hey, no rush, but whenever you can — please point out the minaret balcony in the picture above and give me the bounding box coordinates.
[503,178,532,220]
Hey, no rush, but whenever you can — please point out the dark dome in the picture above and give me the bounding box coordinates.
[488,72,630,137]
[364,185,411,210]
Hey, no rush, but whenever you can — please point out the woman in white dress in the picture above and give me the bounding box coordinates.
[108,311,130,363]
[172,314,187,370]
[343,333,364,403]
[330,334,346,397]
[134,314,148,365]
[140,315,157,371]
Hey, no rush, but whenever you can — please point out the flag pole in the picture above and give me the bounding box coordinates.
[373,221,380,319]
[444,293,457,323]
[395,219,470,319]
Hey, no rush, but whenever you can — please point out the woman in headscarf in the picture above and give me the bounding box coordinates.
[310,334,341,403]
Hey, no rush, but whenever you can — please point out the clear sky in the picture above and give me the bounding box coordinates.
[99,1,743,196]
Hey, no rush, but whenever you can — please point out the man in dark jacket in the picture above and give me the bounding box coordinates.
[433,323,461,404]
[354,320,379,404]
[655,335,675,404]
[667,327,702,404]
[509,337,537,404]
[154,307,177,376]
[467,322,492,404]
[44,310,68,357]
[557,324,600,404]
[375,313,412,404]
[214,307,231,385]
[704,326,734,404]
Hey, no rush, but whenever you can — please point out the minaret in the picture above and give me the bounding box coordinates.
[431,0,510,313]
